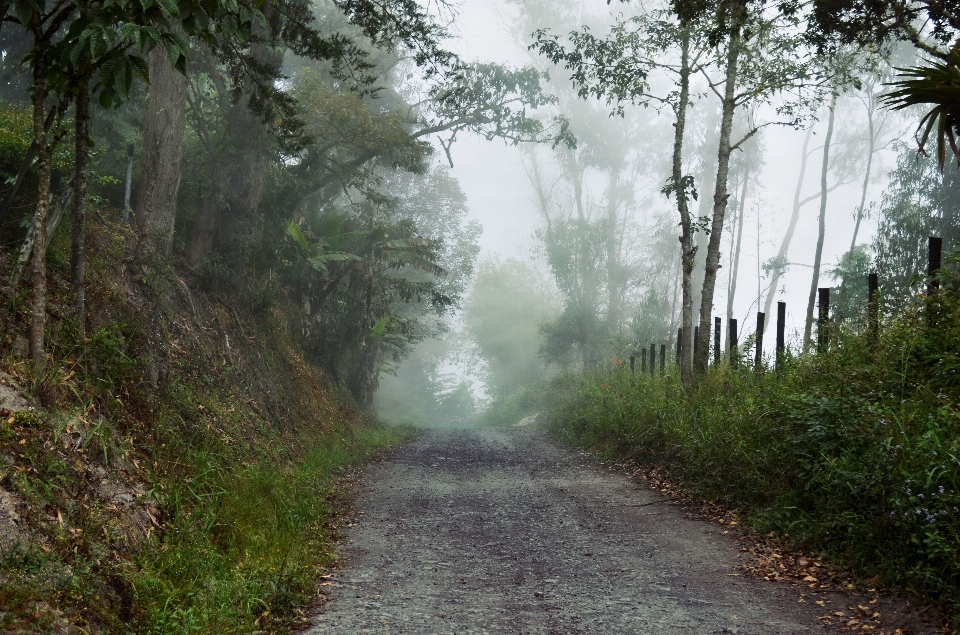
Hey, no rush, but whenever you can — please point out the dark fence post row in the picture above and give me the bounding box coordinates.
[729,319,738,367]
[714,317,721,366]
[817,288,830,354]
[776,302,786,371]
[626,236,947,375]
[929,236,943,296]
[755,312,765,371]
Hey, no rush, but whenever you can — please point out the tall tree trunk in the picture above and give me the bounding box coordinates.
[763,128,813,320]
[725,157,750,350]
[220,90,272,263]
[28,25,51,369]
[605,167,621,333]
[695,24,743,375]
[349,205,379,408]
[565,152,594,372]
[672,28,695,388]
[691,100,719,329]
[71,74,90,339]
[803,93,837,350]
[186,165,220,268]
[136,46,187,255]
[670,254,680,330]
[849,93,875,252]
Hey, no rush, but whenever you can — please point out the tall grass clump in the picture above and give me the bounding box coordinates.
[130,419,411,634]
[545,268,960,619]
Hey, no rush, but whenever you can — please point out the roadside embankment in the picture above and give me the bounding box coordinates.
[0,216,410,634]
[544,296,960,626]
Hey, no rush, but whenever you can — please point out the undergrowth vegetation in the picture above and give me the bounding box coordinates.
[545,267,960,621]
[130,421,409,634]
[0,211,412,633]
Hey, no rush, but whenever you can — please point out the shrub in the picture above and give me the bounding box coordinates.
[545,283,960,619]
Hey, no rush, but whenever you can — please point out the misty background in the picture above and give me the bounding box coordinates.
[376,0,934,426]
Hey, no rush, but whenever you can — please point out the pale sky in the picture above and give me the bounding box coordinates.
[437,0,902,346]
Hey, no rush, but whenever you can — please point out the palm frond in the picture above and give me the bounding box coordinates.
[882,51,960,168]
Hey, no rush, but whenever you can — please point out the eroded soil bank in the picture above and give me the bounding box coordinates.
[307,427,936,634]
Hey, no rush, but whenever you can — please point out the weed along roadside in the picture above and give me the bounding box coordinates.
[542,272,960,628]
[0,214,414,633]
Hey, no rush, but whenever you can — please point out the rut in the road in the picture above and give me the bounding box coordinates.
[306,427,858,634]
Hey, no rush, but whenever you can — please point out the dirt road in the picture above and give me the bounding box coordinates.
[305,427,908,634]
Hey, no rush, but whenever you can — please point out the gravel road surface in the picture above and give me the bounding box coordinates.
[305,427,898,634]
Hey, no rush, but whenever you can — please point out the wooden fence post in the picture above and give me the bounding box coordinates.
[817,287,830,353]
[650,343,656,377]
[714,317,721,366]
[630,355,635,375]
[928,236,943,296]
[868,272,879,343]
[660,344,666,374]
[755,312,765,371]
[776,301,786,372]
[641,348,647,373]
[729,319,738,368]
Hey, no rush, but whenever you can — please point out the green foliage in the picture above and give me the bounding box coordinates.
[476,386,537,428]
[539,306,607,371]
[545,277,960,619]
[0,101,72,179]
[534,214,608,371]
[463,258,557,399]
[829,244,872,320]
[427,63,575,148]
[130,420,410,634]
[0,101,34,173]
[882,52,960,168]
[375,335,477,427]
[873,145,960,302]
[631,286,674,346]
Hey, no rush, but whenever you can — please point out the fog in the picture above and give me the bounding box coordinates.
[375,0,946,426]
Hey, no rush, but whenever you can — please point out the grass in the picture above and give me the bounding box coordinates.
[544,284,960,623]
[0,388,412,634]
[129,419,412,634]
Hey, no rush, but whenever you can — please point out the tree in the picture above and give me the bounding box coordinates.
[725,118,762,349]
[805,0,960,166]
[690,0,827,374]
[530,155,608,372]
[829,244,872,321]
[803,91,837,350]
[2,0,271,360]
[284,162,480,406]
[463,258,558,400]
[848,67,892,252]
[873,144,960,301]
[135,45,187,254]
[533,6,712,385]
